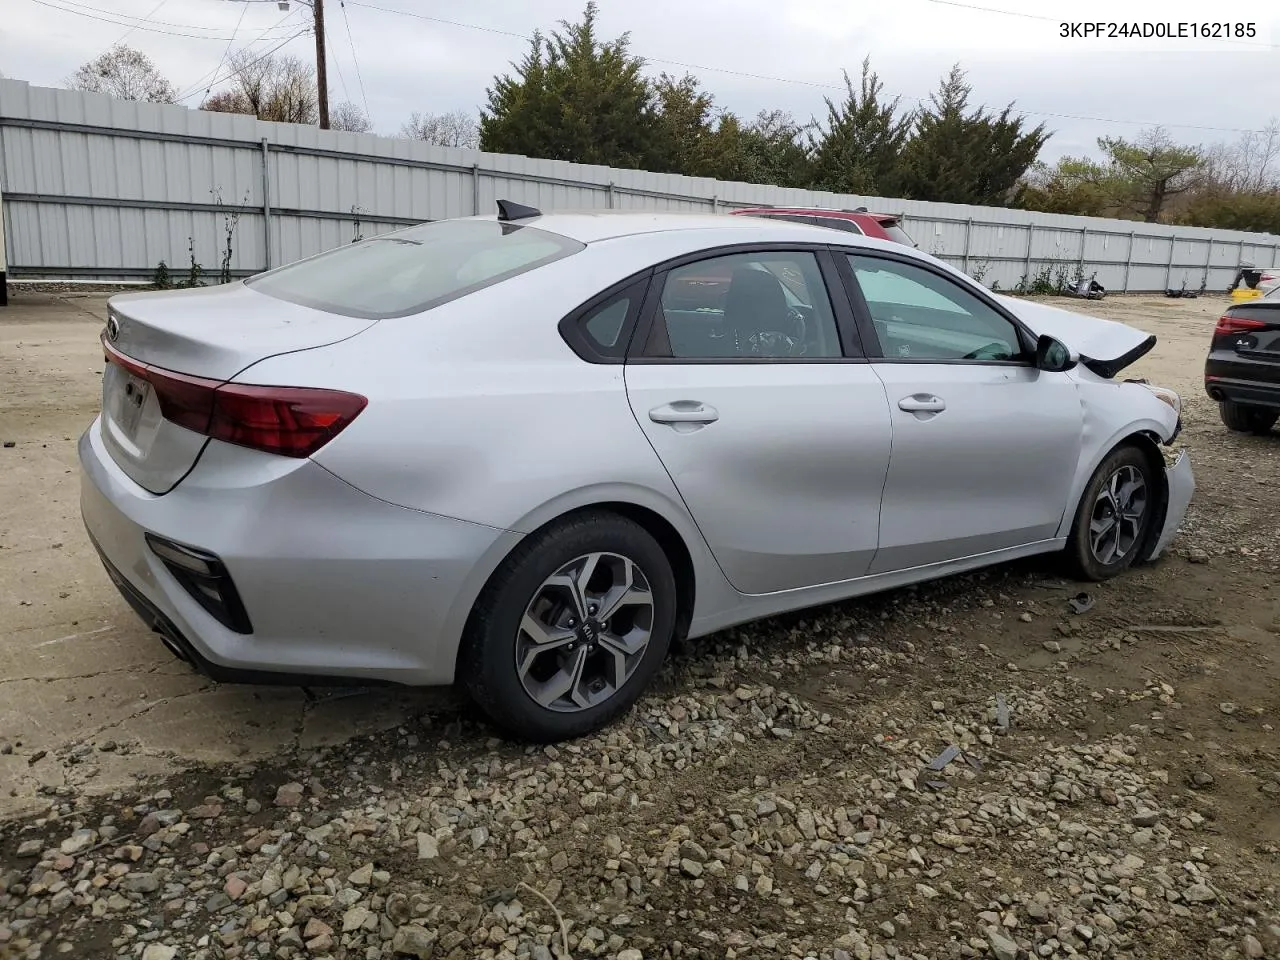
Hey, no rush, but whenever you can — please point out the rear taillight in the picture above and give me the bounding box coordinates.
[1215,315,1267,336]
[103,335,366,458]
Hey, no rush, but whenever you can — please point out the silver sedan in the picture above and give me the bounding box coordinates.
[80,204,1194,741]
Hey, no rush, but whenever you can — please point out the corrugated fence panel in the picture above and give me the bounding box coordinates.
[3,77,1279,286]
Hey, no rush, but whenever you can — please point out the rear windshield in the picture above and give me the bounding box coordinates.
[246,219,584,319]
[881,222,917,247]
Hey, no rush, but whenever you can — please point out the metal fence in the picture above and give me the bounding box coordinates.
[2,77,1279,294]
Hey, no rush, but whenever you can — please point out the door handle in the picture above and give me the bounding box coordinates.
[649,401,719,425]
[898,394,946,413]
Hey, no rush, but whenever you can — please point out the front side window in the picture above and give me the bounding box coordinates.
[847,254,1023,362]
[651,251,843,359]
[247,219,584,319]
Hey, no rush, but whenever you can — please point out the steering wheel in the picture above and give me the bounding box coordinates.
[961,341,1010,361]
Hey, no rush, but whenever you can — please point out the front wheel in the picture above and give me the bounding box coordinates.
[1219,401,1278,435]
[458,511,677,743]
[1065,446,1159,582]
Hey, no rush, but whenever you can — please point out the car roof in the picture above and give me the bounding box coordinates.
[463,210,875,245]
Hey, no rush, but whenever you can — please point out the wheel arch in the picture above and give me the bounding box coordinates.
[1062,427,1171,564]
[451,490,705,681]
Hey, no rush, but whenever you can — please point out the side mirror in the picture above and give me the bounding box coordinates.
[1035,334,1077,372]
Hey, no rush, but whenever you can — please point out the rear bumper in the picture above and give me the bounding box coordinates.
[1147,450,1195,561]
[1204,375,1280,409]
[1205,352,1280,409]
[78,420,520,686]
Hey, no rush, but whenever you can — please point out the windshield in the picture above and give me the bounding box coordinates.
[247,219,584,319]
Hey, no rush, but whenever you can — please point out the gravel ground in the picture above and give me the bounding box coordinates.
[1,292,1278,960]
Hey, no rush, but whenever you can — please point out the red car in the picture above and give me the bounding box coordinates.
[730,206,917,247]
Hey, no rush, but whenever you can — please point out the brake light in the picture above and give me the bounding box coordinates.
[1215,315,1267,335]
[102,335,366,457]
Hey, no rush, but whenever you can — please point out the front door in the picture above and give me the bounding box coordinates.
[624,248,892,595]
[840,251,1084,573]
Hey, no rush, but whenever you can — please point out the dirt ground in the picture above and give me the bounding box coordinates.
[0,290,1277,960]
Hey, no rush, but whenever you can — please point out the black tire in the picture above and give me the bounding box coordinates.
[458,510,677,743]
[1065,445,1160,582]
[1219,401,1278,435]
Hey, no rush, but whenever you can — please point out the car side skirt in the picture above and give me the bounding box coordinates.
[687,538,1065,639]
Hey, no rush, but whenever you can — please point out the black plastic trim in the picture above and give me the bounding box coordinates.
[1082,334,1157,379]
[144,533,253,635]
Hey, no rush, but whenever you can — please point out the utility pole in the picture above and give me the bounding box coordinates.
[312,0,329,129]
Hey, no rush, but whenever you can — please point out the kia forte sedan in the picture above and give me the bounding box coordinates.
[80,203,1194,742]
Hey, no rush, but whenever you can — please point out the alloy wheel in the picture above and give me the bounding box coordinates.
[1088,464,1148,565]
[515,552,654,713]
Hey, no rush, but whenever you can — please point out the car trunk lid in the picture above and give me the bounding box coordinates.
[99,283,376,494]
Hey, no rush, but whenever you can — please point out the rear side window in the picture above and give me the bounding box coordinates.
[881,222,917,247]
[247,220,584,319]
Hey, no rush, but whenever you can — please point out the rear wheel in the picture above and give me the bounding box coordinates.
[1065,446,1159,582]
[459,511,677,742]
[1219,401,1278,435]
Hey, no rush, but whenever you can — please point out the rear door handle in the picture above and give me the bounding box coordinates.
[649,401,719,425]
[898,394,946,413]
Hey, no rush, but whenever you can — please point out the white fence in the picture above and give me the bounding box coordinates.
[2,77,1278,294]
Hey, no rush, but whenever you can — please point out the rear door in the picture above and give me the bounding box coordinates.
[837,250,1083,573]
[623,246,892,595]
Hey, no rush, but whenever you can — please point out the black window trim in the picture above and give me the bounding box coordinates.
[749,212,866,236]
[832,246,1039,366]
[557,270,655,364]
[624,242,869,365]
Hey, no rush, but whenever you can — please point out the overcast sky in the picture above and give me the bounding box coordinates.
[2,0,1276,164]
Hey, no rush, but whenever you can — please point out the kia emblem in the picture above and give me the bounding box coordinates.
[106,315,120,342]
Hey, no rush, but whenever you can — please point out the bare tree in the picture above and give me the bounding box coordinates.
[1204,121,1280,193]
[68,44,177,103]
[201,49,316,124]
[401,110,480,149]
[331,101,373,133]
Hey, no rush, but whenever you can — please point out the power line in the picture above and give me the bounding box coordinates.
[338,0,370,119]
[341,0,1272,135]
[202,1,252,104]
[109,0,170,47]
[176,25,310,102]
[174,8,300,101]
[24,0,297,41]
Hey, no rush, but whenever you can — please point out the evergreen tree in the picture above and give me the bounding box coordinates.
[480,3,661,169]
[808,58,909,195]
[898,65,1049,205]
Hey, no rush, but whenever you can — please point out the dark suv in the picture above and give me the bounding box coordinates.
[1204,287,1280,434]
[730,207,917,246]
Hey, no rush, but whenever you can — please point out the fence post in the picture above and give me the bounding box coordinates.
[260,139,272,271]
[1203,238,1213,285]
[1164,235,1177,290]
[961,218,972,273]
[607,183,615,209]
[471,164,481,216]
[1022,225,1034,286]
[1121,231,1135,292]
[1078,227,1088,280]
[711,195,719,213]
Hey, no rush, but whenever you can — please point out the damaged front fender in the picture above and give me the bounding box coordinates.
[1145,450,1195,561]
